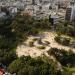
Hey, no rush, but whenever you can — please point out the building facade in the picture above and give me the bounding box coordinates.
[65,0,75,21]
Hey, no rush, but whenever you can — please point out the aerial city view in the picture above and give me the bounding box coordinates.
[0,0,75,75]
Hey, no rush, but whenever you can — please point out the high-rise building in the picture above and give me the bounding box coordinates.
[65,6,72,21]
[65,0,75,22]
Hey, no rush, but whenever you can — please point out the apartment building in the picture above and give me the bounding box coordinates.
[65,0,75,22]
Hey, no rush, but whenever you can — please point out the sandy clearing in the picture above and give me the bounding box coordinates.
[43,32,75,52]
[16,31,75,58]
[17,45,51,57]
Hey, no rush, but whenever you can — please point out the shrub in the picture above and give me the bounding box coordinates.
[62,37,70,46]
[37,45,45,49]
[48,48,75,67]
[54,36,70,46]
[29,41,34,47]
[44,41,50,45]
[54,36,61,43]
[70,41,75,48]
[32,38,37,41]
